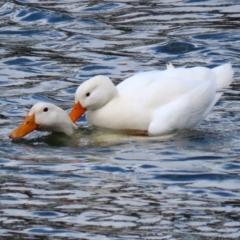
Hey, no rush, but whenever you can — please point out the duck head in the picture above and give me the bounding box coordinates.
[9,102,77,139]
[69,75,117,123]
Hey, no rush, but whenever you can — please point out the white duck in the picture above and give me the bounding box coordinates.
[69,63,234,136]
[9,102,77,139]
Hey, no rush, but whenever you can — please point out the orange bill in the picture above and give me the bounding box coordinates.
[9,114,39,139]
[69,102,86,123]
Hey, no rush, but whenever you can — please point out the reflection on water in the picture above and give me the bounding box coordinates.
[0,0,240,239]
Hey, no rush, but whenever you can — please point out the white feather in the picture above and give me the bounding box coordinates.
[74,63,234,136]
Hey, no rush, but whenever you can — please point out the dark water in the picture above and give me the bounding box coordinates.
[1,0,240,239]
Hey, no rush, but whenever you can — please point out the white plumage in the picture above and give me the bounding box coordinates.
[69,63,234,135]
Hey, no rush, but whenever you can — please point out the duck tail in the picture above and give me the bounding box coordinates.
[166,62,175,70]
[212,63,234,91]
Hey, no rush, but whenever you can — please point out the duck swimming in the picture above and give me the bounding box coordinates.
[9,102,77,139]
[69,63,234,136]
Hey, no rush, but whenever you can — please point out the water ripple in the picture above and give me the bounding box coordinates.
[0,0,240,239]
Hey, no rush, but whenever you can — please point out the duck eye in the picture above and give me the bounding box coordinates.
[43,107,48,112]
[86,92,90,97]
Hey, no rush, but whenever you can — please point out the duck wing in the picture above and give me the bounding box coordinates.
[117,71,205,110]
[148,79,219,135]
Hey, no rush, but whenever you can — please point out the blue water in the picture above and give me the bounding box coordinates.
[0,0,240,239]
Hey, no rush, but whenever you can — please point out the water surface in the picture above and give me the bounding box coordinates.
[0,0,240,239]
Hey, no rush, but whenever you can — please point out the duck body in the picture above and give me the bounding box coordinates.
[70,63,234,136]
